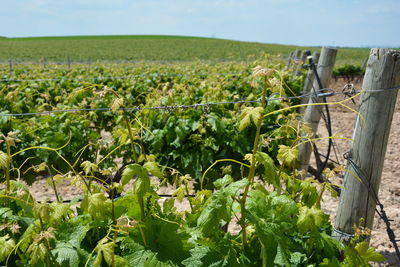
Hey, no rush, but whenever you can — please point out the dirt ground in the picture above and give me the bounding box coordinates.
[27,78,400,266]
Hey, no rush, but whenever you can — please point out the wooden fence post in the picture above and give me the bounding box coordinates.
[333,48,400,242]
[286,51,294,69]
[293,50,310,76]
[298,47,337,173]
[300,51,320,113]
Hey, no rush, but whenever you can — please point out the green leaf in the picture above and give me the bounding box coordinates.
[273,242,290,266]
[33,202,53,223]
[213,175,234,189]
[121,237,177,267]
[27,241,47,264]
[115,193,142,219]
[56,216,90,248]
[94,237,116,267]
[143,161,164,179]
[277,145,298,167]
[182,245,228,267]
[297,206,329,233]
[111,97,124,112]
[246,192,298,266]
[197,179,247,236]
[52,243,79,267]
[255,152,280,189]
[49,202,71,225]
[239,107,264,131]
[121,164,149,187]
[0,151,9,169]
[320,257,341,267]
[80,160,98,175]
[354,242,385,263]
[86,193,112,220]
[0,234,15,262]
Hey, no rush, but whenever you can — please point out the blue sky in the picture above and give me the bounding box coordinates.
[2,0,399,47]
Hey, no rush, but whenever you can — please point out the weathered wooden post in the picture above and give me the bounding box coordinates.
[286,51,294,69]
[294,49,301,61]
[67,56,71,69]
[333,48,400,242]
[298,47,337,173]
[299,51,320,113]
[293,50,310,77]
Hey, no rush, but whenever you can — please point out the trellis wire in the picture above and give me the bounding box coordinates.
[0,72,247,83]
[0,90,335,117]
[343,152,400,262]
[1,86,399,118]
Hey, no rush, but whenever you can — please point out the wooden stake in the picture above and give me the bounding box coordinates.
[333,48,400,242]
[286,51,294,69]
[298,47,337,173]
[300,51,320,113]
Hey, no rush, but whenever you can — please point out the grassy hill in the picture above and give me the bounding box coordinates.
[0,35,370,64]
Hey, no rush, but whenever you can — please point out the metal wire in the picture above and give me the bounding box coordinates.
[0,72,246,83]
[343,152,400,261]
[0,90,333,117]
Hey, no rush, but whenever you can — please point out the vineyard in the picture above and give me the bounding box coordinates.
[0,49,398,266]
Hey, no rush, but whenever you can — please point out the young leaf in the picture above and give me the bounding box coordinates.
[354,242,385,263]
[81,161,98,175]
[121,164,148,187]
[111,97,124,112]
[213,175,234,189]
[94,237,116,267]
[87,193,112,220]
[55,216,91,248]
[277,145,298,167]
[143,161,164,179]
[255,152,280,189]
[297,206,329,233]
[0,151,9,169]
[197,179,247,236]
[0,234,15,262]
[239,107,264,131]
[52,242,80,267]
[27,242,47,264]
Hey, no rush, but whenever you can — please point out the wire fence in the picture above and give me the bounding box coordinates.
[1,84,399,118]
[0,58,258,69]
[0,90,339,117]
[0,72,247,83]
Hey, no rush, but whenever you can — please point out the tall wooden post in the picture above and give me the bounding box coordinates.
[300,51,320,113]
[286,51,294,69]
[333,48,400,242]
[298,47,337,173]
[294,50,310,76]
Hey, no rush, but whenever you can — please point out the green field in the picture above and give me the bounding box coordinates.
[0,35,372,65]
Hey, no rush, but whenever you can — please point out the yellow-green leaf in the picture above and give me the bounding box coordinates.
[143,161,164,179]
[0,235,15,262]
[111,97,124,112]
[0,151,9,169]
[297,206,329,233]
[239,107,264,131]
[277,145,298,167]
[355,242,385,263]
[80,161,98,175]
[27,242,47,264]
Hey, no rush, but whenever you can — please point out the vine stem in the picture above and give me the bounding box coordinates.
[239,78,269,248]
[5,141,11,192]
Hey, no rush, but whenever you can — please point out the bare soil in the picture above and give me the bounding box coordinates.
[27,78,400,266]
